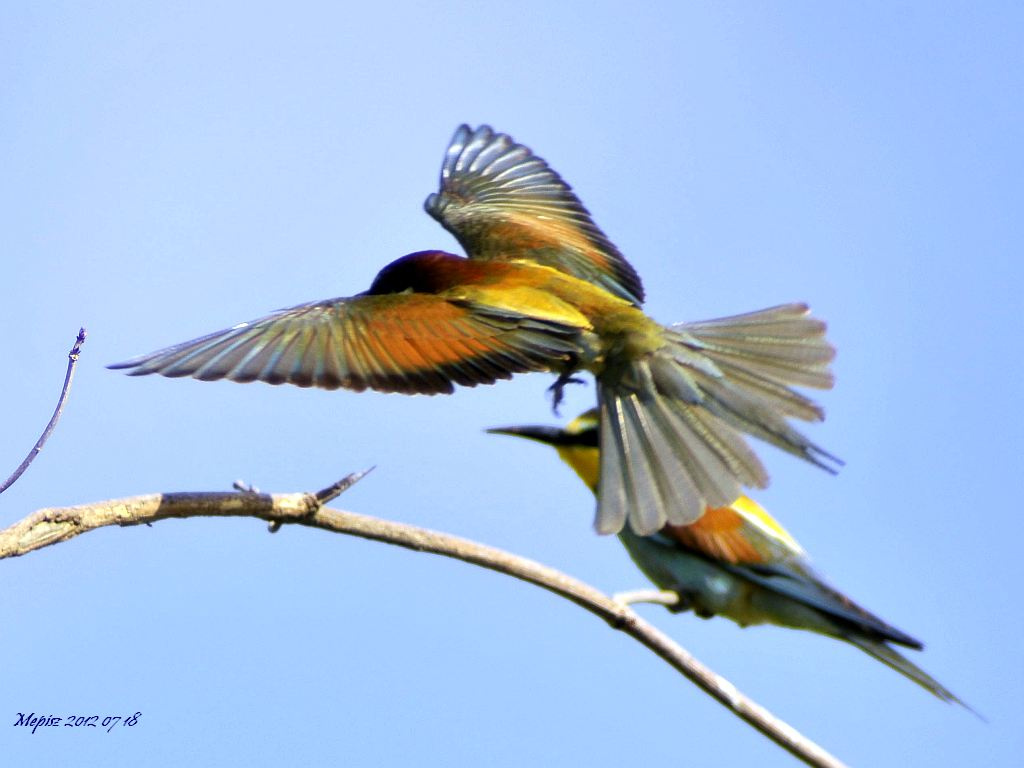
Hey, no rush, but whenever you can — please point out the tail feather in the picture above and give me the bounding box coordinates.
[690,368,842,474]
[701,363,826,421]
[844,635,976,713]
[675,303,835,391]
[598,375,768,535]
[599,394,714,534]
[670,303,842,472]
[594,303,840,536]
[681,403,772,487]
[641,353,769,489]
[677,302,832,344]
[599,395,678,535]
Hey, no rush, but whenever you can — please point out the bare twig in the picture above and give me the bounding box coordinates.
[1,329,87,495]
[0,476,847,768]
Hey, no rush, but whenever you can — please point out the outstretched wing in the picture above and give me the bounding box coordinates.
[424,124,645,305]
[109,293,581,394]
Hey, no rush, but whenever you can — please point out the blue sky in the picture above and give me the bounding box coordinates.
[2,2,1020,766]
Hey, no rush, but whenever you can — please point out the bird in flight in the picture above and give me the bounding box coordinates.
[111,124,839,535]
[489,410,970,708]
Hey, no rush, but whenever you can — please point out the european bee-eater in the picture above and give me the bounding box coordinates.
[111,124,839,535]
[489,410,968,706]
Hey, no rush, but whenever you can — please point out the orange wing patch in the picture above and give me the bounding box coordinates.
[109,292,583,394]
[661,505,767,565]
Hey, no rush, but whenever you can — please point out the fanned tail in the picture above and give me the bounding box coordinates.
[596,304,840,536]
[669,303,842,471]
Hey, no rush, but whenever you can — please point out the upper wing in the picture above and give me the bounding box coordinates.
[661,495,806,566]
[424,124,645,305]
[109,292,582,394]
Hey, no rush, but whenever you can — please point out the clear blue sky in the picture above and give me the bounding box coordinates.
[2,3,1020,766]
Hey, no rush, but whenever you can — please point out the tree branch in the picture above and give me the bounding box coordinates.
[1,328,87,495]
[0,474,847,768]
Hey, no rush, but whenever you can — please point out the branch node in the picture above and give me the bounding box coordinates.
[70,328,87,360]
[233,480,261,494]
[609,610,632,631]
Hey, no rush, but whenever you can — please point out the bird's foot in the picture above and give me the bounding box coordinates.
[612,589,682,609]
[547,371,586,416]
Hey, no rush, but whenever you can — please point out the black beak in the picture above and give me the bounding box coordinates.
[486,425,566,446]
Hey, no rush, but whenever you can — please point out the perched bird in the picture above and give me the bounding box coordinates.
[488,410,969,707]
[111,124,839,535]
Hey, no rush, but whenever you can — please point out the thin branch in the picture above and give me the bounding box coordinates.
[1,328,87,495]
[0,475,847,768]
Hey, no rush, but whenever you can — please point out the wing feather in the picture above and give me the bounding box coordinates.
[425,124,644,305]
[110,293,582,394]
[661,498,806,566]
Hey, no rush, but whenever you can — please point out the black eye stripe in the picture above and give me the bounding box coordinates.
[558,428,599,448]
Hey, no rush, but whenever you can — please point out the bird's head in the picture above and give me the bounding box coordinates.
[363,250,465,295]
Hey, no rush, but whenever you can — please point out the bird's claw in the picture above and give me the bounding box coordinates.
[612,589,683,609]
[548,372,586,416]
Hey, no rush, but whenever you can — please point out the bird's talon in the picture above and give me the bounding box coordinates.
[612,589,682,608]
[548,372,585,415]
